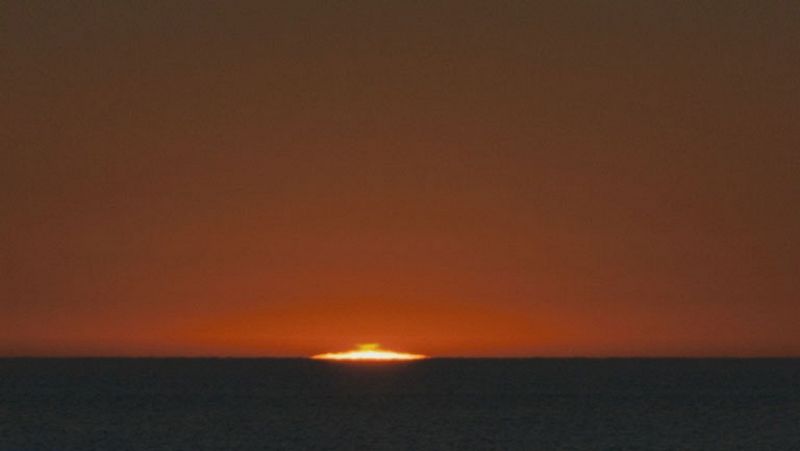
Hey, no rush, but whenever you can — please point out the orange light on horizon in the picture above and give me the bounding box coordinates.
[311,343,427,361]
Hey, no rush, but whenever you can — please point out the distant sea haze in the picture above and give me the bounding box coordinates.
[2,358,799,450]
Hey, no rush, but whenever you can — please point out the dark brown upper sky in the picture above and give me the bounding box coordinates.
[2,1,799,356]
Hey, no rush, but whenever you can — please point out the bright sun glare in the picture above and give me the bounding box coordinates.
[311,343,427,361]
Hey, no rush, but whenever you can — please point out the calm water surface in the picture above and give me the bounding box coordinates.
[1,358,799,450]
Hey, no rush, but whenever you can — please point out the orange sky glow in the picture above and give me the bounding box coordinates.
[2,2,799,357]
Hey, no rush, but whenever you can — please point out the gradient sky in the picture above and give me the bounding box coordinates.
[2,1,799,357]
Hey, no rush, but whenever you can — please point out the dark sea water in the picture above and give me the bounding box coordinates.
[1,358,798,450]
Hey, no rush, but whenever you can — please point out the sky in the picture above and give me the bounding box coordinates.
[2,1,799,357]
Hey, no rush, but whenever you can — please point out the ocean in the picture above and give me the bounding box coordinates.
[1,358,798,450]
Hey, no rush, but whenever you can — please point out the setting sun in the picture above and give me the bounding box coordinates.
[311,343,427,361]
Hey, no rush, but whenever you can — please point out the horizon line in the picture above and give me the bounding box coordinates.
[2,355,798,359]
